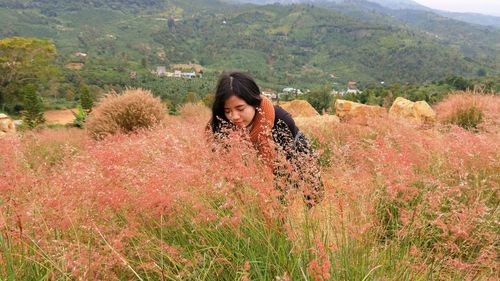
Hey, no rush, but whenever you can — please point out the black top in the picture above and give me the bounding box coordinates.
[272,105,311,158]
[273,105,299,137]
[271,105,323,206]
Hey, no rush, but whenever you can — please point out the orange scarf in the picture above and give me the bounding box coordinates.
[206,96,277,169]
[249,96,276,168]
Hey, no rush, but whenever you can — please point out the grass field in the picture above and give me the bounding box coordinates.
[0,91,498,280]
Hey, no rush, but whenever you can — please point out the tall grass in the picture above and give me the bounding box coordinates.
[0,92,498,280]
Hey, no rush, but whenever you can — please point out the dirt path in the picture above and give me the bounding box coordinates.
[44,108,77,125]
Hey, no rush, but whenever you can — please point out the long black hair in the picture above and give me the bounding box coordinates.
[210,71,262,133]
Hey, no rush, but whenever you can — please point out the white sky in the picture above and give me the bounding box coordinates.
[413,0,500,17]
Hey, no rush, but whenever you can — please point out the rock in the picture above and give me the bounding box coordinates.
[335,99,386,124]
[0,113,16,134]
[277,100,319,117]
[414,101,436,122]
[13,120,23,128]
[389,97,436,122]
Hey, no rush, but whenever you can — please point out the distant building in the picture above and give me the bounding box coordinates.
[74,52,88,58]
[171,63,204,74]
[347,81,357,89]
[155,66,200,79]
[155,66,167,76]
[347,81,361,94]
[182,72,196,79]
[262,89,277,100]
[345,88,362,94]
[283,87,303,96]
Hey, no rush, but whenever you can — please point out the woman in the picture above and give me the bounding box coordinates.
[208,71,323,207]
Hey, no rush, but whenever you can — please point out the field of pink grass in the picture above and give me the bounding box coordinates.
[0,92,498,280]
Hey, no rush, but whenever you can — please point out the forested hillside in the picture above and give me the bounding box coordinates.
[1,0,498,86]
[0,0,498,116]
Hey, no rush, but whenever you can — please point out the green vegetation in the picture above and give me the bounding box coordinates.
[0,37,58,113]
[71,104,87,128]
[0,1,498,113]
[78,83,93,111]
[1,93,498,279]
[446,105,484,130]
[21,84,45,128]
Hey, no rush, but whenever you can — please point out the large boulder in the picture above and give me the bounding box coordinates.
[277,100,319,117]
[389,97,436,122]
[335,99,386,124]
[0,113,16,135]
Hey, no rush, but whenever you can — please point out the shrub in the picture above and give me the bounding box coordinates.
[79,83,93,112]
[22,84,45,129]
[445,105,483,130]
[434,90,499,132]
[85,88,166,140]
[21,128,85,171]
[178,102,210,120]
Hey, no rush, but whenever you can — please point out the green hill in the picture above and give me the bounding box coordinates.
[0,0,498,89]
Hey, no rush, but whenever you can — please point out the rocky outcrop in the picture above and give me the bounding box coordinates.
[389,97,436,122]
[0,114,16,136]
[335,99,386,124]
[277,100,319,117]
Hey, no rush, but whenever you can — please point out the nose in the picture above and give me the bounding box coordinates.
[229,111,240,121]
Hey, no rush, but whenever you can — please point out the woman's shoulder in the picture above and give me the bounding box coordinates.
[273,105,292,121]
[273,104,298,136]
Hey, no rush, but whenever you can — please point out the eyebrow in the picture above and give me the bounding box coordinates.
[224,104,246,110]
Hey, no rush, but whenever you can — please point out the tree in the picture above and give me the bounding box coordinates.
[306,83,332,113]
[445,75,473,91]
[22,84,45,129]
[0,37,58,112]
[79,83,93,112]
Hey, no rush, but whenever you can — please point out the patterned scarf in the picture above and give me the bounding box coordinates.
[249,96,276,168]
[207,96,277,169]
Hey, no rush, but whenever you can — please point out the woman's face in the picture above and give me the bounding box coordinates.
[223,95,256,128]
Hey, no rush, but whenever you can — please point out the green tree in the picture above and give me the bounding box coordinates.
[22,84,45,129]
[306,83,332,113]
[0,37,58,112]
[445,75,473,91]
[79,83,93,112]
[71,104,87,128]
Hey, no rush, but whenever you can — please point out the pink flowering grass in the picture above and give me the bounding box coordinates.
[434,90,500,133]
[0,94,498,280]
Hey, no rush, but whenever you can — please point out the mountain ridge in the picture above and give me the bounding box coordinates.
[0,0,498,88]
[227,0,500,27]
